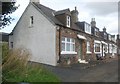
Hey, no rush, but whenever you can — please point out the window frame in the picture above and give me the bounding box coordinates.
[109,44,112,53]
[29,16,33,27]
[66,15,71,27]
[86,41,91,53]
[108,35,111,41]
[95,28,99,36]
[104,32,107,40]
[94,42,101,53]
[61,37,77,54]
[104,44,108,53]
[85,23,91,34]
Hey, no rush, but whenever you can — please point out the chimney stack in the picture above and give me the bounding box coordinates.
[30,0,40,3]
[103,26,106,32]
[117,34,119,39]
[71,6,79,24]
[91,18,96,27]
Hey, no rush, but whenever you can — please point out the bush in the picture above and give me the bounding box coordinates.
[2,42,9,63]
[2,48,30,82]
[2,43,60,82]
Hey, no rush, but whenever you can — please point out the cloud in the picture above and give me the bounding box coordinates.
[0,0,118,35]
[84,2,118,16]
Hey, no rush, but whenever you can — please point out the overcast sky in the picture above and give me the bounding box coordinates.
[0,0,119,35]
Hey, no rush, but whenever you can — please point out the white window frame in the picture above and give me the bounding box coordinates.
[94,41,101,54]
[85,23,91,34]
[95,28,99,36]
[101,41,108,53]
[103,44,108,53]
[109,44,112,53]
[86,41,91,53]
[29,16,33,27]
[61,37,77,54]
[66,15,70,27]
[104,32,107,39]
[113,44,117,53]
[109,35,111,41]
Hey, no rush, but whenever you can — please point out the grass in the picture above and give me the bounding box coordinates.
[4,64,60,82]
[2,43,61,83]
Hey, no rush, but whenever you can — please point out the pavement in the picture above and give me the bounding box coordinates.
[43,56,119,82]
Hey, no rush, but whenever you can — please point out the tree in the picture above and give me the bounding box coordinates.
[0,1,19,28]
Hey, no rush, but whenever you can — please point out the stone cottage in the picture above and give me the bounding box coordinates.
[9,1,117,66]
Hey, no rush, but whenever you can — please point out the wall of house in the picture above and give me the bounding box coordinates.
[56,27,94,65]
[117,37,120,56]
[59,27,79,65]
[11,4,57,66]
[85,38,93,61]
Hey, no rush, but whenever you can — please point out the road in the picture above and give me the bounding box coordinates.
[44,58,119,82]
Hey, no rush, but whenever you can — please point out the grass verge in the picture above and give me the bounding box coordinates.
[2,43,60,83]
[4,64,60,82]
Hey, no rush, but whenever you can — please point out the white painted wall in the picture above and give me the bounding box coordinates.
[11,3,57,66]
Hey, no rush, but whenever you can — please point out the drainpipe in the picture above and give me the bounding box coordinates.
[57,26,61,63]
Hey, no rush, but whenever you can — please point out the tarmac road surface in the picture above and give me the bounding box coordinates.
[43,58,119,82]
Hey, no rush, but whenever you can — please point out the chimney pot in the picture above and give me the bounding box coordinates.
[91,18,96,27]
[75,6,77,10]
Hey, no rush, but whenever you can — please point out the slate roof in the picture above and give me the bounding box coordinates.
[10,2,83,35]
[54,8,71,15]
[33,2,63,26]
[33,2,84,32]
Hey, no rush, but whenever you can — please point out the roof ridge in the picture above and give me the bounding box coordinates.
[32,2,56,12]
[55,8,69,12]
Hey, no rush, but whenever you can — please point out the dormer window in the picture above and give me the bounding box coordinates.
[66,15,70,27]
[95,28,99,36]
[108,35,111,41]
[30,16,33,27]
[85,23,91,34]
[104,32,107,40]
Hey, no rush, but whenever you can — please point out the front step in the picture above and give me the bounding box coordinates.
[78,59,88,64]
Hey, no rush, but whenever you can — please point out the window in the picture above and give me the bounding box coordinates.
[11,42,13,48]
[85,23,91,34]
[66,16,70,27]
[87,41,91,53]
[111,36,116,42]
[109,44,112,53]
[61,37,77,54]
[104,45,108,53]
[95,28,99,36]
[108,35,111,41]
[30,16,33,27]
[94,43,100,53]
[113,45,117,53]
[104,33,107,40]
